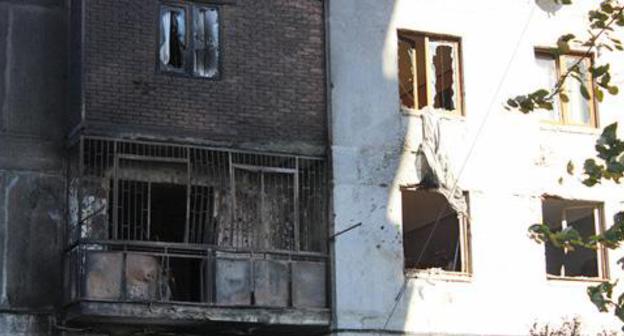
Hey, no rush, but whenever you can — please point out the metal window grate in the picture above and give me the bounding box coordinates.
[69,137,328,254]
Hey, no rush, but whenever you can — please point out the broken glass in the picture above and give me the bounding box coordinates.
[535,54,562,122]
[398,38,415,108]
[160,8,186,69]
[564,56,592,126]
[193,7,219,78]
[429,40,458,111]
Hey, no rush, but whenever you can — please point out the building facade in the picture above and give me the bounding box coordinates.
[0,0,330,334]
[2,0,624,335]
[329,0,624,335]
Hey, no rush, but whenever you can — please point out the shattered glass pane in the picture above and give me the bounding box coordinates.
[193,7,219,78]
[429,40,458,111]
[159,8,186,69]
[564,56,592,126]
[535,54,562,122]
[398,38,415,108]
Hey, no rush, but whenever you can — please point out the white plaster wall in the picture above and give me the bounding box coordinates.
[330,0,624,335]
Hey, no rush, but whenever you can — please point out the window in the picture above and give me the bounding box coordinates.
[398,31,463,115]
[159,3,220,78]
[541,198,608,279]
[401,189,471,274]
[535,50,597,127]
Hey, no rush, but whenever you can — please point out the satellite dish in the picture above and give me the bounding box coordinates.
[535,0,563,14]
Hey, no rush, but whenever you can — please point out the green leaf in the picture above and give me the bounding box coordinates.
[595,87,605,102]
[592,64,610,77]
[560,92,570,103]
[533,89,550,98]
[580,84,591,99]
[567,161,575,175]
[608,86,620,95]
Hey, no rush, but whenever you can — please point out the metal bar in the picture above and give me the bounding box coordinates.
[116,154,189,163]
[132,180,138,240]
[232,163,297,174]
[259,171,264,251]
[80,135,325,160]
[294,159,300,251]
[147,182,152,240]
[229,152,235,249]
[185,148,191,243]
[112,144,119,240]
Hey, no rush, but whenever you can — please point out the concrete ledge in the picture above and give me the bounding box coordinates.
[64,300,331,333]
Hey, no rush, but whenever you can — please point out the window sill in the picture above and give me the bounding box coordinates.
[539,122,601,136]
[400,106,466,122]
[405,268,472,283]
[546,274,608,283]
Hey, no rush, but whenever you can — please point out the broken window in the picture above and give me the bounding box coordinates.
[160,6,186,70]
[159,3,220,78]
[398,31,463,114]
[401,189,470,273]
[542,198,608,279]
[535,50,597,127]
[193,7,219,78]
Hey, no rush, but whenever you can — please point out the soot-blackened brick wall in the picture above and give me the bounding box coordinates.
[79,0,326,154]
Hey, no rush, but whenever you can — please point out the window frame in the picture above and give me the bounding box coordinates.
[542,200,609,281]
[157,1,221,80]
[535,48,599,128]
[397,30,465,116]
[400,187,472,280]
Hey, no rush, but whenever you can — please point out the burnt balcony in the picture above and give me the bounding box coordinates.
[63,137,329,332]
[63,242,329,332]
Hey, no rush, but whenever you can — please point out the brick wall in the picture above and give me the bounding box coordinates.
[80,0,326,154]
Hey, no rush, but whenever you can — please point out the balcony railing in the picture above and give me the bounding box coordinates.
[64,241,328,310]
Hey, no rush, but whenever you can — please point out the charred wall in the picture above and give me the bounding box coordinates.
[0,0,67,334]
[72,0,326,155]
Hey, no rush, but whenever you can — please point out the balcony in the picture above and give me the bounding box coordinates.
[63,137,329,332]
[63,242,328,332]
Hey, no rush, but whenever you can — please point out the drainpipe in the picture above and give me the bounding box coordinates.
[322,0,338,334]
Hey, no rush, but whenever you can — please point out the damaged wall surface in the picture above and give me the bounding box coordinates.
[0,0,67,334]
[330,0,624,335]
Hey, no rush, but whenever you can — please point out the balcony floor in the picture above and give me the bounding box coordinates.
[63,300,331,334]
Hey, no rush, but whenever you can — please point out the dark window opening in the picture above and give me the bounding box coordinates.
[542,198,605,278]
[432,44,456,111]
[402,189,468,272]
[150,183,187,243]
[160,8,186,70]
[168,258,206,302]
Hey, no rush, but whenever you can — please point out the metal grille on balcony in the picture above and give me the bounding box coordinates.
[68,136,328,253]
[65,136,328,310]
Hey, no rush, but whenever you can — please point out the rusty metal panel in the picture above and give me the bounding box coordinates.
[85,252,122,300]
[253,260,288,307]
[215,258,250,306]
[125,254,162,301]
[292,261,326,308]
